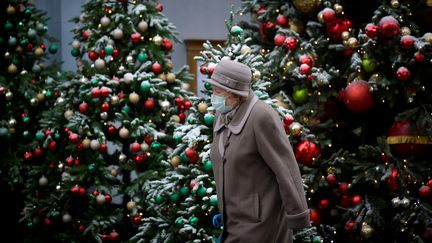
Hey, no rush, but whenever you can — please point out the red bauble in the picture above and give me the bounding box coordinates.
[184,100,192,109]
[133,215,141,224]
[299,55,313,66]
[343,80,374,113]
[386,168,399,191]
[351,195,362,205]
[144,99,155,110]
[109,231,119,241]
[134,154,148,165]
[99,49,106,58]
[378,16,400,38]
[396,66,411,81]
[340,195,351,207]
[131,142,141,153]
[99,144,107,153]
[48,141,57,151]
[101,103,110,112]
[100,87,110,97]
[131,33,141,44]
[91,88,101,98]
[189,179,197,189]
[294,140,321,166]
[105,194,112,203]
[322,8,336,23]
[276,15,289,27]
[419,185,431,198]
[185,148,198,163]
[152,62,162,74]
[112,48,120,58]
[326,18,352,41]
[284,37,298,50]
[69,133,78,143]
[274,34,286,47]
[83,30,91,40]
[344,220,357,232]
[318,199,330,209]
[156,3,163,12]
[44,218,53,227]
[79,187,86,197]
[326,174,337,185]
[107,125,117,134]
[199,65,208,74]
[162,38,173,51]
[79,102,89,113]
[283,114,294,126]
[24,152,32,160]
[338,182,349,194]
[400,35,415,49]
[259,21,275,38]
[144,135,153,144]
[414,52,425,63]
[365,23,379,38]
[299,63,311,75]
[88,50,98,61]
[71,185,80,195]
[178,112,186,123]
[25,43,33,52]
[387,120,432,158]
[309,209,321,225]
[427,179,432,188]
[66,156,74,166]
[207,63,216,75]
[343,48,354,57]
[78,224,86,233]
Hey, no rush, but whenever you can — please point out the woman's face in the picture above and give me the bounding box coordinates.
[212,85,241,107]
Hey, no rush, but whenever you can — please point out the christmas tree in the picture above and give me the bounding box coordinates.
[19,0,193,242]
[0,0,62,241]
[132,11,315,242]
[238,0,432,242]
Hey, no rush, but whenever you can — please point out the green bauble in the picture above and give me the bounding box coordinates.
[362,58,376,73]
[204,82,212,90]
[71,48,80,57]
[170,192,180,202]
[292,88,308,104]
[137,52,148,62]
[189,216,199,226]
[154,194,164,204]
[4,21,13,31]
[140,80,151,92]
[173,133,182,144]
[48,44,58,54]
[87,164,96,172]
[91,79,99,87]
[17,21,25,31]
[180,186,190,196]
[54,133,60,140]
[20,39,29,46]
[104,45,114,55]
[45,90,53,98]
[180,152,189,163]
[230,25,243,37]
[8,37,17,46]
[35,131,45,141]
[197,187,207,198]
[210,195,218,207]
[23,116,30,124]
[202,160,212,171]
[24,9,32,16]
[204,113,214,126]
[122,105,132,114]
[312,236,321,243]
[151,142,161,151]
[23,131,30,139]
[175,217,183,226]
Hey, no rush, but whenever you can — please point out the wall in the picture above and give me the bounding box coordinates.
[34,0,248,71]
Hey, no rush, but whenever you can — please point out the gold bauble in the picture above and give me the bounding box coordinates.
[34,47,44,57]
[111,95,119,105]
[15,46,23,53]
[164,60,173,70]
[401,27,411,36]
[289,122,302,136]
[5,91,13,100]
[171,115,180,123]
[171,155,181,167]
[8,64,18,74]
[289,20,304,34]
[64,109,74,120]
[347,37,358,49]
[6,4,16,15]
[427,0,432,7]
[334,4,343,13]
[317,12,324,24]
[82,137,91,149]
[36,92,45,102]
[129,92,140,104]
[252,71,261,80]
[8,127,15,134]
[126,201,136,211]
[360,223,374,239]
[8,118,17,127]
[423,33,432,44]
[293,0,317,13]
[157,73,167,81]
[30,98,39,106]
[153,35,162,45]
[390,0,400,8]
[341,31,350,41]
[198,102,208,114]
[110,167,118,177]
[166,73,176,83]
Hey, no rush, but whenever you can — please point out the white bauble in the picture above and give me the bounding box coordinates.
[129,92,140,104]
[62,213,72,223]
[137,21,148,33]
[153,35,162,45]
[119,127,130,139]
[96,194,106,204]
[64,109,74,120]
[94,58,105,70]
[90,139,100,150]
[141,142,149,152]
[240,45,251,54]
[100,16,111,27]
[123,72,134,83]
[39,176,48,186]
[72,40,81,49]
[112,28,124,39]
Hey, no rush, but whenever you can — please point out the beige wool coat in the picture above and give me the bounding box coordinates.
[210,92,310,243]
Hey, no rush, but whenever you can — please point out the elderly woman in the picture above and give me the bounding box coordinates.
[207,59,310,243]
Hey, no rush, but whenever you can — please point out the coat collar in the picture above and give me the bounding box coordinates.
[214,91,258,135]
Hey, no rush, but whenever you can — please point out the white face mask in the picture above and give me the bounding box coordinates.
[211,94,233,114]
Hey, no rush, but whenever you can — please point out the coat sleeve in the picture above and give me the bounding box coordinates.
[253,105,311,229]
